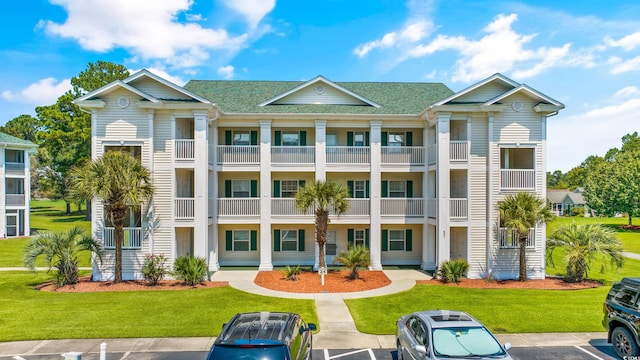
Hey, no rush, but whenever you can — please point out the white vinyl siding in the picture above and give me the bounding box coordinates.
[127,77,192,100]
[272,83,370,105]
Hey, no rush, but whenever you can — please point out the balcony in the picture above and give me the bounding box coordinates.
[498,228,535,248]
[5,194,25,206]
[272,198,313,216]
[217,145,260,165]
[5,162,25,175]
[381,146,424,165]
[381,198,424,216]
[175,198,195,219]
[271,146,315,164]
[341,199,370,216]
[326,146,369,164]
[450,198,468,219]
[218,198,260,216]
[175,139,194,160]
[500,169,535,190]
[103,227,143,249]
[450,141,468,161]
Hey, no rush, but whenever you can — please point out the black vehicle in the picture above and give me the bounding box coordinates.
[207,312,317,360]
[603,277,640,358]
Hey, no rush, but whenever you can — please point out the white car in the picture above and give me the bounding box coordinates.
[396,310,513,360]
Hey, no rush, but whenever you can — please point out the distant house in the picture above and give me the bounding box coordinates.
[548,188,588,216]
[0,132,37,237]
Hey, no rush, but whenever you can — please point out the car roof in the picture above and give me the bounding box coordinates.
[216,312,297,345]
[413,310,484,329]
[621,278,640,287]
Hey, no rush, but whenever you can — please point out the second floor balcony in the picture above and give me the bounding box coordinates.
[381,198,424,217]
[5,194,25,206]
[381,146,424,165]
[500,169,536,191]
[103,227,143,249]
[4,162,26,175]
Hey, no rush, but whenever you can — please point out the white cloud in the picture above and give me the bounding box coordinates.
[1,77,71,104]
[221,0,275,29]
[605,32,640,51]
[217,66,235,79]
[609,55,640,74]
[43,0,250,69]
[615,86,640,99]
[354,20,432,57]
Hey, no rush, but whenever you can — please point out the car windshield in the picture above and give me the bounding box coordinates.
[207,344,289,360]
[432,327,506,357]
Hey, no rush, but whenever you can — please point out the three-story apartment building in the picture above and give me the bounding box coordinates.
[76,70,563,281]
[0,133,37,238]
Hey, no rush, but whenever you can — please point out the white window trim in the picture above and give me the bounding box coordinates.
[233,230,251,252]
[280,229,299,252]
[389,229,406,252]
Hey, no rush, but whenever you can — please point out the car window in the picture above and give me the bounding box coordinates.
[432,327,505,357]
[207,344,289,360]
[407,317,427,345]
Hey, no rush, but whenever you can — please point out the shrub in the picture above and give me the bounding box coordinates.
[173,256,208,286]
[141,254,168,286]
[570,207,586,217]
[280,265,302,281]
[335,245,370,280]
[437,258,469,283]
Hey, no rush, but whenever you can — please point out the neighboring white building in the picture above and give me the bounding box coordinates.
[0,133,37,238]
[75,70,564,281]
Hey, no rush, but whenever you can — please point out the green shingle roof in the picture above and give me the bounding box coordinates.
[0,132,36,147]
[184,80,454,115]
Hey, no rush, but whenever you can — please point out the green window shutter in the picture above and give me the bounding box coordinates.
[250,180,258,197]
[381,180,388,198]
[347,229,354,248]
[407,181,413,198]
[225,180,232,197]
[274,230,281,251]
[226,230,233,251]
[365,181,370,198]
[405,229,413,251]
[250,230,257,251]
[273,180,280,197]
[365,131,370,145]
[250,130,258,145]
[382,229,388,251]
[299,180,305,189]
[347,180,354,197]
[274,131,282,146]
[298,229,305,251]
[300,131,306,146]
[406,132,413,146]
[365,229,370,247]
[225,130,232,145]
[347,132,354,146]
[382,132,388,146]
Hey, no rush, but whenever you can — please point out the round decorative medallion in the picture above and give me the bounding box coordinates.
[314,85,325,94]
[511,100,523,112]
[117,96,130,108]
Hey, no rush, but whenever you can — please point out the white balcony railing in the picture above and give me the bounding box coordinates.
[175,198,195,219]
[341,198,370,216]
[450,198,468,219]
[103,227,143,249]
[175,139,194,160]
[500,169,536,190]
[381,198,424,216]
[217,198,260,216]
[326,146,370,164]
[216,145,260,164]
[271,146,315,164]
[272,198,313,216]
[427,144,437,165]
[498,228,535,248]
[450,141,468,161]
[5,194,25,206]
[5,162,25,174]
[381,146,424,165]
[427,198,436,218]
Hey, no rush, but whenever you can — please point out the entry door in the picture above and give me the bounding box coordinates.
[6,213,18,237]
[325,231,337,265]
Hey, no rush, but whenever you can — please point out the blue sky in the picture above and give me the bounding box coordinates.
[2,0,640,172]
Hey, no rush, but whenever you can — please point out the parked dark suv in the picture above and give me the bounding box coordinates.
[603,277,640,358]
[206,312,317,360]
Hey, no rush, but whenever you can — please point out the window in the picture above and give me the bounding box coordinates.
[354,181,367,198]
[388,132,405,147]
[105,145,142,161]
[281,180,299,198]
[282,131,300,146]
[232,180,250,198]
[354,132,366,147]
[5,149,24,163]
[389,181,406,198]
[281,230,299,251]
[500,147,534,169]
[389,230,405,251]
[233,131,250,145]
[233,230,250,251]
[354,229,366,247]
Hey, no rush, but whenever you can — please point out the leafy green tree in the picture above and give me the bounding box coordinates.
[0,114,40,142]
[335,245,370,279]
[295,181,349,270]
[547,222,624,283]
[498,192,554,281]
[70,151,154,283]
[71,60,129,95]
[23,226,103,287]
[546,170,568,189]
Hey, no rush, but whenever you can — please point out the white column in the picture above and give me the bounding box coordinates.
[539,114,547,277]
[422,122,430,269]
[486,112,495,276]
[193,110,209,259]
[0,146,5,237]
[209,120,220,271]
[369,120,382,270]
[315,120,327,181]
[436,113,451,266]
[24,149,32,237]
[259,120,273,270]
[90,109,100,276]
[147,110,154,254]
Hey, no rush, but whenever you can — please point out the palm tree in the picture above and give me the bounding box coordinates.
[23,226,103,287]
[295,180,349,270]
[71,151,154,282]
[335,245,370,279]
[497,192,554,281]
[547,222,624,283]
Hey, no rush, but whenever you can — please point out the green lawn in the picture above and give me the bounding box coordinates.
[547,216,640,254]
[0,271,317,342]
